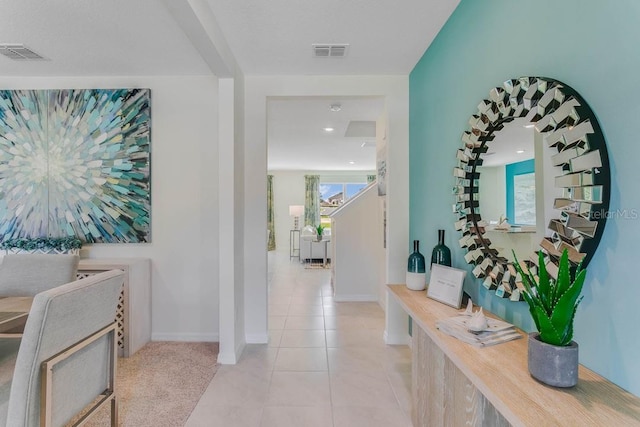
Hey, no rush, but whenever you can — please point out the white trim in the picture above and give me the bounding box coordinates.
[151,332,219,342]
[383,329,410,345]
[333,294,378,302]
[245,333,269,344]
[217,341,246,365]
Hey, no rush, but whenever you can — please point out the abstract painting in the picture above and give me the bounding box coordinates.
[0,88,151,243]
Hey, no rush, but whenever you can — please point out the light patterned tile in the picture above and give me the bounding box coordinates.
[267,372,331,406]
[260,406,333,427]
[290,296,324,306]
[330,370,398,407]
[275,348,328,371]
[186,405,263,427]
[197,366,270,407]
[280,330,326,348]
[288,304,324,316]
[325,329,386,348]
[285,316,325,330]
[268,315,287,330]
[333,405,411,427]
[327,347,384,373]
[235,346,278,374]
[269,304,290,316]
[268,329,283,348]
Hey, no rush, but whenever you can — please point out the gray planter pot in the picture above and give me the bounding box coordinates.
[528,332,579,388]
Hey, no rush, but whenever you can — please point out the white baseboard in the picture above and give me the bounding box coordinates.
[245,333,269,344]
[151,332,219,342]
[217,340,246,365]
[383,329,410,345]
[333,294,378,302]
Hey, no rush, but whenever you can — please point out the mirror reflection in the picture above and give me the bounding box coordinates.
[454,77,611,302]
[476,118,537,262]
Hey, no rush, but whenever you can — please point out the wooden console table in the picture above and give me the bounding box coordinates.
[78,258,151,357]
[387,284,640,426]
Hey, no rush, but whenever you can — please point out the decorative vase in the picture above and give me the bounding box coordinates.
[431,229,452,268]
[527,332,579,388]
[406,240,426,290]
[431,230,451,267]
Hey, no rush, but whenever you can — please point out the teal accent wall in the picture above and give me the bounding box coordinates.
[505,159,535,225]
[410,0,640,395]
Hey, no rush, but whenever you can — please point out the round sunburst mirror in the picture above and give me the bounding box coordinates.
[453,77,610,301]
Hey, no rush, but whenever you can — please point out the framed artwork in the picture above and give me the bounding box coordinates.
[0,88,151,243]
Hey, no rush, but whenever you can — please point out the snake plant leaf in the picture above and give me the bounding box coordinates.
[536,250,552,313]
[560,296,583,345]
[555,249,571,303]
[534,305,564,346]
[514,248,586,347]
[549,269,586,344]
[521,290,542,332]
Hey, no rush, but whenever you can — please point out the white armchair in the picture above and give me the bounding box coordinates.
[299,226,331,263]
[0,269,124,427]
[0,254,79,297]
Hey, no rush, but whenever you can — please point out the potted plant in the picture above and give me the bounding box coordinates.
[512,249,586,387]
[315,224,325,242]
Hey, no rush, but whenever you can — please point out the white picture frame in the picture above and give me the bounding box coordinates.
[427,264,467,309]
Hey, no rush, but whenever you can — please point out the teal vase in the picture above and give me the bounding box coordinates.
[406,240,426,290]
[431,230,452,268]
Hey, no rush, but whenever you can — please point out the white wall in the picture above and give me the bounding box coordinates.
[331,184,381,301]
[0,75,220,341]
[245,75,409,344]
[269,170,373,256]
[478,165,506,223]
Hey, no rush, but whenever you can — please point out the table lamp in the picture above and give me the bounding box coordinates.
[289,205,304,230]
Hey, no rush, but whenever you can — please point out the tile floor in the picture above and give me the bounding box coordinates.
[186,251,412,427]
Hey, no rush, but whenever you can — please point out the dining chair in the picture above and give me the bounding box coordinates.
[0,269,124,427]
[0,254,79,297]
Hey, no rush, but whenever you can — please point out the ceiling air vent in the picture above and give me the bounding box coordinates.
[0,44,46,61]
[312,44,349,58]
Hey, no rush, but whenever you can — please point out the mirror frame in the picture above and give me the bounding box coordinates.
[453,77,610,301]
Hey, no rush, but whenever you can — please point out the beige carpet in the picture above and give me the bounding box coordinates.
[85,342,219,427]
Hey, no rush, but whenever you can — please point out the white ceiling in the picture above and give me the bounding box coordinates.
[205,0,460,75]
[0,0,459,170]
[268,97,384,171]
[482,118,535,167]
[0,0,211,76]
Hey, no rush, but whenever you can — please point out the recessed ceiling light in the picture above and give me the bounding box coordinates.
[523,124,535,129]
[329,104,342,112]
[516,149,525,154]
[323,127,334,132]
[349,161,355,165]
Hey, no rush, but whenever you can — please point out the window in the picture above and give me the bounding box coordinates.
[319,181,368,227]
[319,182,367,207]
[506,159,536,226]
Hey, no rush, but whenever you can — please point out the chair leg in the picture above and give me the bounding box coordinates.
[111,395,118,427]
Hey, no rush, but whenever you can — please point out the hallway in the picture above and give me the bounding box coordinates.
[186,251,412,426]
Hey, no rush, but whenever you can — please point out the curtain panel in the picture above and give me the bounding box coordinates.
[304,175,320,227]
[267,175,276,251]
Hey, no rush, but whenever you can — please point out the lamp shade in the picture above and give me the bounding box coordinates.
[289,205,304,217]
